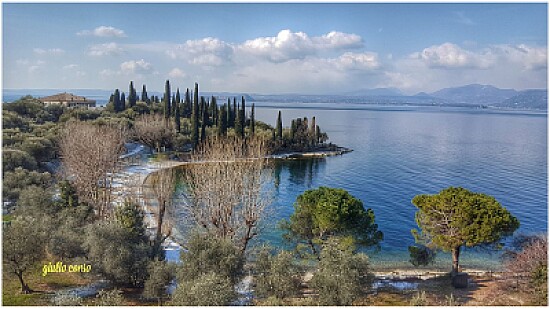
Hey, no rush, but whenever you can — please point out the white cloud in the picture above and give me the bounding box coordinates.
[99,69,119,77]
[332,52,380,70]
[33,48,65,55]
[77,26,126,38]
[168,68,186,78]
[120,59,153,74]
[238,29,363,62]
[167,37,233,67]
[88,42,124,56]
[16,59,30,66]
[492,44,547,70]
[415,42,494,69]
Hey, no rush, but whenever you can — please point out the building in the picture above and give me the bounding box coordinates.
[40,92,96,108]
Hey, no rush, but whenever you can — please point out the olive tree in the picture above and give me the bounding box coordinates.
[3,217,47,293]
[281,186,383,258]
[254,248,300,300]
[411,187,519,275]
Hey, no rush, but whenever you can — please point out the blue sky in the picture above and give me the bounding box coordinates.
[3,3,547,94]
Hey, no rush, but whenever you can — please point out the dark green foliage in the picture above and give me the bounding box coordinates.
[15,185,57,217]
[141,84,148,102]
[115,199,147,243]
[177,232,244,285]
[84,220,150,287]
[171,272,236,306]
[200,97,208,142]
[174,95,181,133]
[235,100,244,138]
[48,205,92,259]
[163,80,171,118]
[183,88,192,118]
[3,110,30,131]
[311,237,370,305]
[3,168,52,202]
[250,103,256,135]
[218,104,228,136]
[254,248,300,299]
[227,98,232,128]
[240,97,246,137]
[282,187,383,257]
[120,92,126,110]
[276,111,283,140]
[143,260,176,305]
[3,149,37,172]
[3,96,43,118]
[412,187,519,274]
[232,98,237,127]
[191,83,200,148]
[408,245,436,267]
[113,89,121,112]
[19,137,55,163]
[128,81,137,108]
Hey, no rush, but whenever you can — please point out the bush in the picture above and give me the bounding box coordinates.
[408,245,436,267]
[3,149,37,172]
[170,272,236,306]
[143,260,175,305]
[177,232,244,285]
[84,221,150,287]
[310,237,370,306]
[254,248,300,299]
[3,170,52,202]
[95,289,124,306]
[410,291,427,306]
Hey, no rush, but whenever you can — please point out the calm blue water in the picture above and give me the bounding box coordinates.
[247,104,547,270]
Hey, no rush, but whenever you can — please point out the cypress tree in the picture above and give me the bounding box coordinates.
[120,92,126,110]
[113,89,121,112]
[164,80,171,119]
[174,95,180,133]
[276,111,283,140]
[141,84,148,102]
[184,88,192,118]
[235,101,243,138]
[290,119,297,142]
[201,97,207,142]
[211,96,218,126]
[310,116,316,146]
[176,88,181,103]
[191,83,200,149]
[227,98,232,128]
[128,81,137,108]
[250,103,255,136]
[218,104,227,136]
[315,125,321,144]
[240,97,246,138]
[232,98,237,127]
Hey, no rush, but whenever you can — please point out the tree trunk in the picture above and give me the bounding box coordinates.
[451,246,461,276]
[16,271,32,294]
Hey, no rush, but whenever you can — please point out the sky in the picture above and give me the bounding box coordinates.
[2,3,548,94]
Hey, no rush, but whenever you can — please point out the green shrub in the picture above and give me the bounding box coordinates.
[254,248,300,299]
[170,272,236,306]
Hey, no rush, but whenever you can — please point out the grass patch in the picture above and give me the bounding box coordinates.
[3,214,13,222]
[2,260,90,306]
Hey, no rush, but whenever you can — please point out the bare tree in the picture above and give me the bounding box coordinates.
[133,114,175,153]
[145,167,177,258]
[181,136,273,253]
[59,121,126,219]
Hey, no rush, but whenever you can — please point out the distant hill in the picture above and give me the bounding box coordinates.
[344,88,403,97]
[496,89,548,110]
[430,84,518,105]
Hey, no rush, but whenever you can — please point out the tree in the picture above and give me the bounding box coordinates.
[143,260,175,305]
[141,84,148,102]
[310,116,316,146]
[113,89,121,112]
[311,237,370,306]
[133,113,175,153]
[182,136,273,253]
[84,220,150,287]
[411,187,520,275]
[183,88,192,118]
[235,101,244,138]
[240,97,246,137]
[276,111,283,140]
[217,104,227,136]
[3,168,52,202]
[408,245,436,267]
[163,80,171,118]
[254,248,300,300]
[174,95,181,133]
[250,103,255,135]
[3,217,47,293]
[227,98,232,128]
[171,272,236,306]
[95,289,124,306]
[59,121,126,219]
[3,149,37,172]
[146,168,177,259]
[191,83,200,148]
[281,187,383,258]
[200,97,208,142]
[120,92,126,110]
[128,81,137,108]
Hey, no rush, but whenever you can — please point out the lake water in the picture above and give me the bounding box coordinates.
[175,103,548,271]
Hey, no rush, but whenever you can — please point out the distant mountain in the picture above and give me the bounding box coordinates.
[496,89,548,110]
[430,84,517,105]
